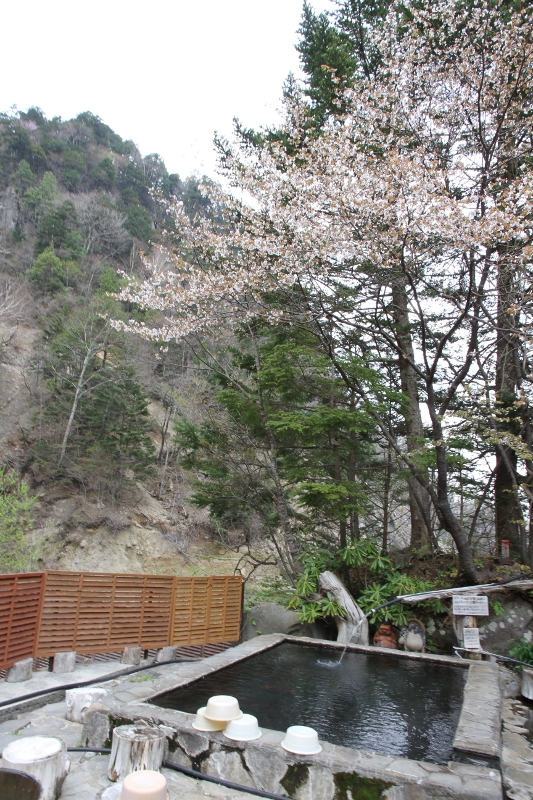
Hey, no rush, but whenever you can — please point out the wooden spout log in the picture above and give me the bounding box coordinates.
[1,735,70,800]
[318,570,369,645]
[107,725,166,782]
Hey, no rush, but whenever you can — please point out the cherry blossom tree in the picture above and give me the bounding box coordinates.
[117,0,533,580]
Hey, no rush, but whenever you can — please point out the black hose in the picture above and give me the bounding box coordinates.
[366,597,400,617]
[0,658,200,710]
[453,646,533,669]
[67,747,292,800]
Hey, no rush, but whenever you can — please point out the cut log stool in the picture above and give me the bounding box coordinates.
[107,725,166,782]
[1,736,70,800]
[65,687,108,722]
[0,768,43,800]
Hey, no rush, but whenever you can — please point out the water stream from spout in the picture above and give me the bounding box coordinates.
[338,615,366,663]
[318,615,367,667]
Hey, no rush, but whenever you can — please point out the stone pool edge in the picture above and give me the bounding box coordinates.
[81,634,503,800]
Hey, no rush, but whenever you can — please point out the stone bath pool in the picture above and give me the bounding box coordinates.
[150,641,466,765]
[82,634,504,800]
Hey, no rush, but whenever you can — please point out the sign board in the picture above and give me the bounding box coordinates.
[501,540,510,558]
[452,595,489,616]
[463,627,481,651]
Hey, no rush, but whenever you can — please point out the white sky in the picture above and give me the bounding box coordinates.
[2,0,331,179]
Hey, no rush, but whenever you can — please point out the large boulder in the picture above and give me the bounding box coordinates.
[241,602,333,641]
[478,597,533,654]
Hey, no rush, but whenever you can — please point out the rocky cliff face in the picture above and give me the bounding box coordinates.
[0,320,39,448]
[479,597,533,654]
[0,299,235,577]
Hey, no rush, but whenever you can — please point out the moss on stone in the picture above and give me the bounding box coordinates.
[281,763,310,795]
[104,715,135,748]
[333,771,393,800]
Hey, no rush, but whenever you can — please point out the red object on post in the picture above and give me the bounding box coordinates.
[501,540,510,558]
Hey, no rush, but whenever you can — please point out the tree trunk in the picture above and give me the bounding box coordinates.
[318,332,478,581]
[58,350,91,467]
[318,570,369,645]
[431,438,478,583]
[495,254,523,560]
[495,446,522,558]
[267,434,302,577]
[383,444,392,553]
[529,499,533,570]
[250,328,302,576]
[391,281,432,550]
[107,725,166,782]
[333,435,347,549]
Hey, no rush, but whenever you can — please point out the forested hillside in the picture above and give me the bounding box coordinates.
[0,108,240,578]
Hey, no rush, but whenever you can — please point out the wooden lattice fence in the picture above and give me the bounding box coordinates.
[0,570,242,671]
[0,573,45,670]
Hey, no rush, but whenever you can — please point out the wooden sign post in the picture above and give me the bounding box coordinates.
[452,595,489,660]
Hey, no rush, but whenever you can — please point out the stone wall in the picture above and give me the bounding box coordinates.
[81,634,504,800]
[83,704,502,800]
[241,603,333,642]
[479,598,533,654]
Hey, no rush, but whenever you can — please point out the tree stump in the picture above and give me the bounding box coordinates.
[1,736,70,800]
[521,668,533,700]
[65,687,108,723]
[107,725,166,782]
[318,571,369,645]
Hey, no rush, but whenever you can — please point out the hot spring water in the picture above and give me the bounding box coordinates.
[150,641,467,764]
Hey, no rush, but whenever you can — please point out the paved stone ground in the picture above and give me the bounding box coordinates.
[0,661,135,706]
[501,696,533,800]
[0,698,259,799]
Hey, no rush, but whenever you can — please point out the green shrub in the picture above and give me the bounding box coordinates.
[35,201,80,256]
[28,247,67,293]
[124,205,152,242]
[509,640,533,667]
[97,266,121,294]
[63,169,83,192]
[13,159,35,192]
[287,538,444,628]
[0,469,36,573]
[90,157,115,190]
